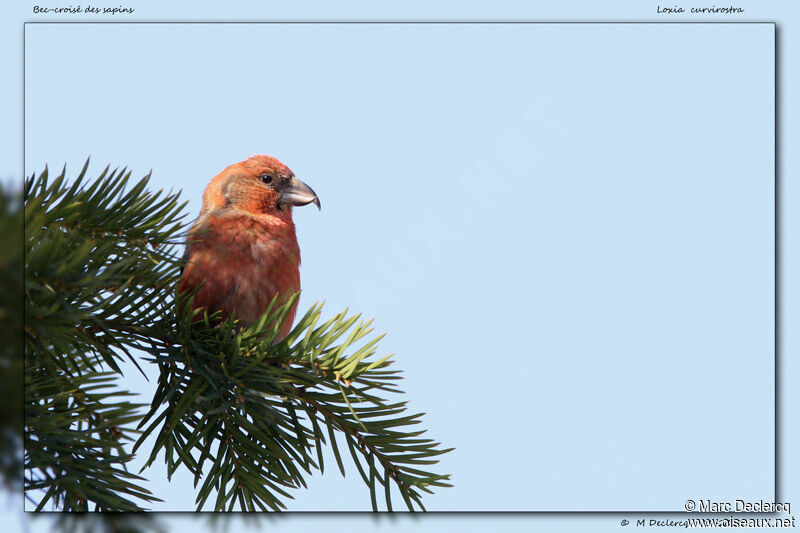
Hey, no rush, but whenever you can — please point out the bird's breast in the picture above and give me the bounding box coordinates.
[181,213,301,328]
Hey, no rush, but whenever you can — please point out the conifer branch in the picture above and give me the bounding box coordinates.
[24,162,453,512]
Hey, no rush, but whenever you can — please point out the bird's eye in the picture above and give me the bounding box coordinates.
[260,174,273,185]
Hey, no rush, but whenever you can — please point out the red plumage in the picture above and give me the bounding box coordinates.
[177,155,319,339]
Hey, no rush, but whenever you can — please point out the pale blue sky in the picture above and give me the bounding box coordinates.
[5,1,798,532]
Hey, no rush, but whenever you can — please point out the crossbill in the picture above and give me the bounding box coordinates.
[177,155,320,339]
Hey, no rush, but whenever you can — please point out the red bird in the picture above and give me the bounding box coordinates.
[177,155,320,339]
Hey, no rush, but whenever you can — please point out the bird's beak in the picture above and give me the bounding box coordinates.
[280,177,321,210]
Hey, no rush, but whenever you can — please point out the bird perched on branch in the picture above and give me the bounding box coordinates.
[177,155,320,339]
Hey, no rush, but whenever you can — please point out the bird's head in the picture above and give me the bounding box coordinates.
[201,155,320,219]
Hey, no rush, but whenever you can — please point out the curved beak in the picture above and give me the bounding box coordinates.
[280,177,321,210]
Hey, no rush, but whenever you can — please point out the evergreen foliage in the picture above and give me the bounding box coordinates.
[0,181,24,491]
[24,162,453,511]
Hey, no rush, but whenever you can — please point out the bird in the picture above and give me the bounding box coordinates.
[177,155,320,340]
